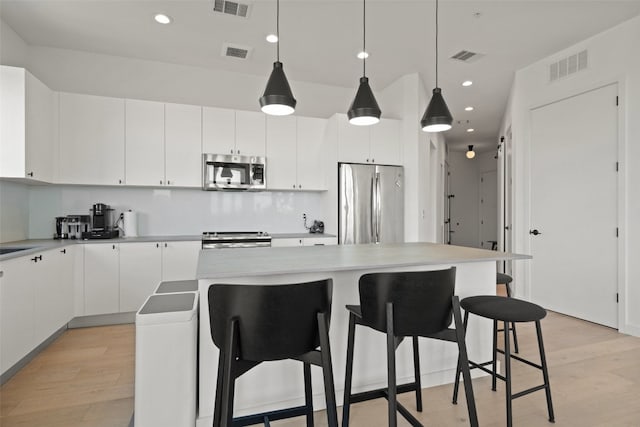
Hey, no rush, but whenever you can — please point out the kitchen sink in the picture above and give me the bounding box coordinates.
[0,247,36,255]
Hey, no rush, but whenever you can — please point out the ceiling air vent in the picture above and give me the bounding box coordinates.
[213,0,250,18]
[450,50,484,63]
[550,50,588,82]
[221,43,252,60]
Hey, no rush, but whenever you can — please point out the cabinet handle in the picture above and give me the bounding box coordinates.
[298,184,302,189]
[119,179,122,184]
[0,271,3,278]
[156,243,160,248]
[60,249,66,254]
[31,255,42,263]
[27,172,34,177]
[160,180,163,185]
[164,243,168,248]
[230,149,234,154]
[372,158,375,163]
[293,184,296,189]
[167,180,171,185]
[366,158,369,163]
[112,244,116,249]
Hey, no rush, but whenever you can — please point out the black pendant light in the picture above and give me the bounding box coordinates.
[347,0,381,126]
[421,0,452,132]
[259,0,296,116]
[466,145,476,159]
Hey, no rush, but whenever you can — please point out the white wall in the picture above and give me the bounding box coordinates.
[501,15,640,335]
[0,181,30,243]
[0,20,27,67]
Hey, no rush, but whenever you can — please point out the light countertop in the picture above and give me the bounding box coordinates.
[197,242,530,279]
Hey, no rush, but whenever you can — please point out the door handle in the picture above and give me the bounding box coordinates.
[529,229,542,236]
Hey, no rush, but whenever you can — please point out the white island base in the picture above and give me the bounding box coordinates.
[196,243,529,426]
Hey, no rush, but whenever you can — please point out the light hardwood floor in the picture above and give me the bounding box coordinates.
[1,311,640,427]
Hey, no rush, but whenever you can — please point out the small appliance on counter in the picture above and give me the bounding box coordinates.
[303,214,325,234]
[54,215,90,239]
[82,203,120,239]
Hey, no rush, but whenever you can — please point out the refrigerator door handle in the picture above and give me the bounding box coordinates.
[375,172,381,243]
[371,176,376,242]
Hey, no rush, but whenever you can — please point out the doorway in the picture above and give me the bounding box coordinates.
[530,83,618,328]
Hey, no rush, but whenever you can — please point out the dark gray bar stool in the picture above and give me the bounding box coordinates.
[342,268,478,427]
[452,295,555,427]
[497,272,519,353]
[208,279,338,427]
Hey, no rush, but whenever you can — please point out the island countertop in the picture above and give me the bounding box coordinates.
[196,241,530,279]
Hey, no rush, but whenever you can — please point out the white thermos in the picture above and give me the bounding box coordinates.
[123,210,138,237]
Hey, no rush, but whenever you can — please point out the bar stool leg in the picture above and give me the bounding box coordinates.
[536,321,555,423]
[221,320,239,427]
[342,313,357,427]
[412,336,423,412]
[451,309,469,405]
[386,303,398,427]
[492,319,498,391]
[452,296,479,427]
[504,320,513,427]
[213,352,225,427]
[504,284,519,354]
[317,313,338,427]
[303,362,314,427]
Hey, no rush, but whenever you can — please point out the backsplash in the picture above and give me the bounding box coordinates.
[0,181,30,243]
[27,185,325,239]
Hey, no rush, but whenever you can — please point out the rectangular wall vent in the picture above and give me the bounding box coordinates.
[221,43,252,60]
[450,50,484,63]
[550,50,588,82]
[213,0,250,18]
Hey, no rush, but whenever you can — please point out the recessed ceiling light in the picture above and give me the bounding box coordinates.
[462,80,473,87]
[467,128,475,132]
[266,34,278,43]
[465,106,474,111]
[154,14,172,24]
[357,51,369,59]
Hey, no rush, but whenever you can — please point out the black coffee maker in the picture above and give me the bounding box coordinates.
[82,203,119,239]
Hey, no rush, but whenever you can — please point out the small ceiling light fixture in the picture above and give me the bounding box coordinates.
[154,14,172,24]
[467,128,475,132]
[421,0,452,133]
[266,34,278,43]
[347,0,381,126]
[259,0,296,116]
[357,51,369,59]
[465,106,474,111]
[466,145,476,159]
[462,80,473,87]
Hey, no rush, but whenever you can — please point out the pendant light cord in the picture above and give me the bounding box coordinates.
[363,0,366,77]
[435,0,439,87]
[276,0,280,62]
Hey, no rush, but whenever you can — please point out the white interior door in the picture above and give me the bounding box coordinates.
[530,84,618,328]
[479,170,498,249]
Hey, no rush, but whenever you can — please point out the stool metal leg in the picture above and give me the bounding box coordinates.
[536,321,555,423]
[452,296,479,427]
[303,362,314,427]
[213,351,225,427]
[504,284,519,354]
[317,312,338,427]
[386,303,398,427]
[451,309,469,405]
[504,320,513,427]
[221,319,239,427]
[412,336,423,412]
[342,312,357,427]
[492,319,498,391]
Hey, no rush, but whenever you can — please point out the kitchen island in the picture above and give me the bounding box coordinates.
[196,242,529,426]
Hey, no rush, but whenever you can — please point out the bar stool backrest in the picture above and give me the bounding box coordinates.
[209,279,332,361]
[359,268,456,336]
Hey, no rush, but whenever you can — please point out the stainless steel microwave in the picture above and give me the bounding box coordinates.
[202,153,266,191]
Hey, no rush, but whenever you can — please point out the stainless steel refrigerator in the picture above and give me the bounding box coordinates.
[339,163,404,244]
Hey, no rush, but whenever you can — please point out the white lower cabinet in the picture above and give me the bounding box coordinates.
[0,256,34,374]
[84,243,120,316]
[161,241,201,281]
[119,242,162,313]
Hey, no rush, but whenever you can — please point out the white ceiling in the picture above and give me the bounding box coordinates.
[2,0,640,152]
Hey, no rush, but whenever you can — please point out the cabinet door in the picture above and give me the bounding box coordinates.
[59,93,125,185]
[337,114,370,163]
[119,242,162,312]
[165,103,202,187]
[270,238,303,247]
[266,116,297,190]
[0,256,35,374]
[25,71,55,182]
[161,241,201,281]
[302,237,338,246]
[370,118,401,165]
[34,248,74,343]
[297,117,326,190]
[203,107,235,155]
[84,243,120,315]
[125,99,165,186]
[235,111,266,157]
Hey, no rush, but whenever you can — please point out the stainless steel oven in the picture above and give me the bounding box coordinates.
[202,154,266,191]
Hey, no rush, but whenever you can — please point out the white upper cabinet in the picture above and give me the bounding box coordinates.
[235,111,266,157]
[296,117,326,190]
[165,103,202,187]
[125,99,165,186]
[59,92,125,185]
[203,108,266,157]
[336,114,401,165]
[0,66,56,182]
[266,116,297,190]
